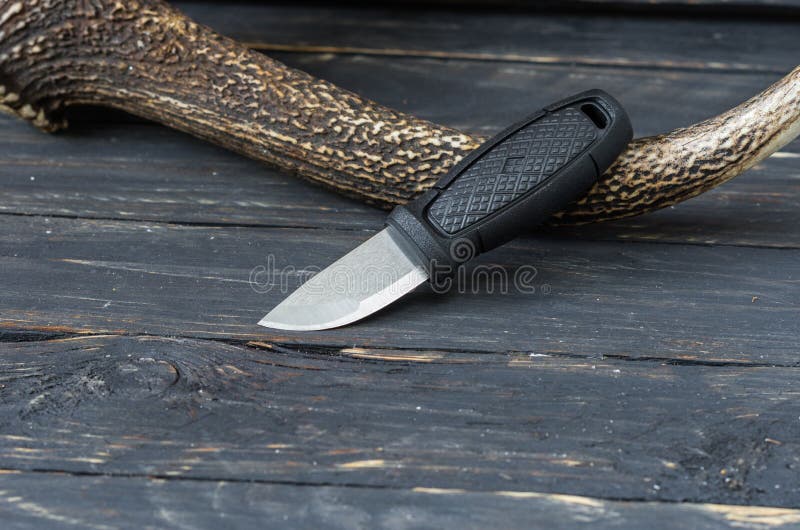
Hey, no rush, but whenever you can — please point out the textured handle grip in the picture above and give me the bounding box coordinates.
[427,106,599,234]
[387,90,632,274]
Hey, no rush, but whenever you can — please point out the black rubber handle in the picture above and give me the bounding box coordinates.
[387,89,632,277]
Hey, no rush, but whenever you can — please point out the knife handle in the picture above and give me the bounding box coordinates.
[387,89,632,276]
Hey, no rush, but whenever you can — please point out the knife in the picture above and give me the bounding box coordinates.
[259,90,632,331]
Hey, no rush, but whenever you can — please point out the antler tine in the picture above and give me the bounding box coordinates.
[556,66,800,224]
[1,0,798,225]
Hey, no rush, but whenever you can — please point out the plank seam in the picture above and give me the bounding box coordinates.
[255,43,790,77]
[2,211,799,251]
[0,331,793,368]
[3,466,800,511]
[0,211,366,233]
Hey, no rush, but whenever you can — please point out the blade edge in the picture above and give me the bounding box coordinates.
[257,227,429,331]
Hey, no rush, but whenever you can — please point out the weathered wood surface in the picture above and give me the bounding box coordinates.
[1,335,799,505]
[178,2,800,74]
[3,473,800,530]
[372,0,800,11]
[3,112,800,247]
[2,214,799,363]
[1,2,800,528]
[243,0,800,12]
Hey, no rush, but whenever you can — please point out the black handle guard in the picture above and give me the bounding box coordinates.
[387,89,632,278]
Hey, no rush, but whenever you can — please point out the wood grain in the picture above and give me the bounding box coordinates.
[0,335,798,508]
[3,473,800,530]
[1,214,798,364]
[339,0,800,11]
[176,2,800,74]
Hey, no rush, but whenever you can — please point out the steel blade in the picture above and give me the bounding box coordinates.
[258,226,428,330]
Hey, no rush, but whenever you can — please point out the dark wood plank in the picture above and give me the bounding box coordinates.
[538,0,800,10]
[175,3,800,74]
[2,112,797,248]
[0,113,383,231]
[0,335,798,507]
[3,52,799,248]
[2,472,798,530]
[0,215,798,364]
[554,0,800,6]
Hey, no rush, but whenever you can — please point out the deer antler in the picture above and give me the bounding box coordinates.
[1,0,798,225]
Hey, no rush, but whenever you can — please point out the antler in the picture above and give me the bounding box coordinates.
[1,0,798,225]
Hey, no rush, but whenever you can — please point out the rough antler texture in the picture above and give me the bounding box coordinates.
[1,0,799,224]
[557,67,800,224]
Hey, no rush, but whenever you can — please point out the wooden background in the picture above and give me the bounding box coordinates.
[1,1,799,528]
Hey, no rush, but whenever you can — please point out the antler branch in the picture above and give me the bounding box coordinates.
[1,0,798,224]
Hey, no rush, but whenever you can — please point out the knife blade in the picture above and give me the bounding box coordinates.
[259,89,632,331]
